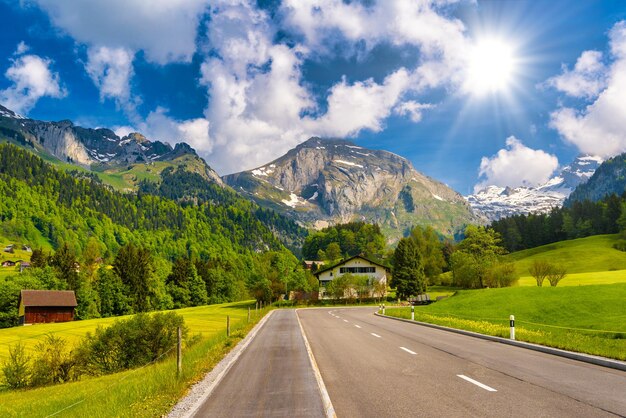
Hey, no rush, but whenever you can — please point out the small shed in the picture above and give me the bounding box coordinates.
[18,290,77,325]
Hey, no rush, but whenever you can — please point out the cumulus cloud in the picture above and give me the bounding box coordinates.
[195,0,470,174]
[545,50,607,99]
[29,0,208,64]
[475,136,559,192]
[29,0,209,109]
[0,53,66,114]
[15,41,30,55]
[549,21,626,158]
[394,101,435,123]
[114,107,212,154]
[85,46,135,105]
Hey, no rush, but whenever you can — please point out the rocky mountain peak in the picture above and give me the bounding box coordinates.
[224,137,481,241]
[467,154,602,221]
[0,103,222,187]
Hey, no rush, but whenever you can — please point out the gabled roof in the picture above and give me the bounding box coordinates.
[19,290,77,307]
[314,254,390,277]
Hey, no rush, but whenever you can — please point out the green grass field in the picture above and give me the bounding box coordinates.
[0,301,267,417]
[506,234,626,275]
[385,284,626,360]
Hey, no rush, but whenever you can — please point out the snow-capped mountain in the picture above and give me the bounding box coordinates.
[467,155,602,221]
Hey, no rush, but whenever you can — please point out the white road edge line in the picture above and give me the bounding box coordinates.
[400,347,417,355]
[457,375,497,392]
[171,310,275,418]
[296,310,337,418]
[371,333,382,338]
[354,325,362,329]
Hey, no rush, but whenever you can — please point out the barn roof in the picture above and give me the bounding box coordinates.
[20,290,77,307]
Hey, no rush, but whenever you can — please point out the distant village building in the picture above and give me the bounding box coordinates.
[1,260,16,267]
[314,255,389,299]
[3,244,14,253]
[22,245,32,252]
[19,261,31,272]
[18,290,78,325]
[303,260,325,270]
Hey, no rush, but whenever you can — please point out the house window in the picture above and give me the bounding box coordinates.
[339,267,376,274]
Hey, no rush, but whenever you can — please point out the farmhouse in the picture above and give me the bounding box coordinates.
[314,255,390,299]
[18,290,78,325]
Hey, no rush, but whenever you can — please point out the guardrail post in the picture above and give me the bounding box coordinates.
[177,326,182,377]
[411,305,415,321]
[248,306,251,323]
[510,315,515,340]
[227,315,230,337]
[382,303,385,316]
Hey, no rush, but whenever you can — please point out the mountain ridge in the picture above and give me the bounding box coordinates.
[224,137,483,241]
[0,103,223,187]
[467,155,602,221]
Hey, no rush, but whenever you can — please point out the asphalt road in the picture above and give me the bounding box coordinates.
[192,309,325,417]
[298,307,626,418]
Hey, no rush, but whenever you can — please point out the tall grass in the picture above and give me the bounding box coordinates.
[0,302,270,417]
[384,284,626,360]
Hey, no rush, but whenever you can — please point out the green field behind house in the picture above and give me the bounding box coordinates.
[506,234,626,281]
[385,284,626,360]
[0,301,265,417]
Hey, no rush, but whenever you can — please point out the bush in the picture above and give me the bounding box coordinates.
[613,240,626,252]
[484,262,518,288]
[77,312,188,375]
[529,260,551,287]
[2,343,30,389]
[30,334,79,386]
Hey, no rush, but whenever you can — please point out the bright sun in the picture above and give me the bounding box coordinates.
[465,38,517,95]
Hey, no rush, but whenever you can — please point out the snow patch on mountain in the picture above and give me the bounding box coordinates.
[467,155,602,221]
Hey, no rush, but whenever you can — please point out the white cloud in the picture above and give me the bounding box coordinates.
[15,41,30,55]
[394,101,435,123]
[475,136,559,192]
[116,107,212,154]
[85,46,135,104]
[0,53,66,114]
[305,70,412,137]
[549,21,626,158]
[29,0,209,64]
[194,0,471,174]
[29,0,209,108]
[545,50,607,99]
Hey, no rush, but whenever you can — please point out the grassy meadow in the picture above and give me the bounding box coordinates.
[386,284,626,360]
[0,301,267,417]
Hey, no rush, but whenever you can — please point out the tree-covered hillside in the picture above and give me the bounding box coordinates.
[0,144,311,327]
[138,167,308,254]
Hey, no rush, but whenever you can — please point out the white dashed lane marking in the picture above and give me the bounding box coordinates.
[457,375,497,392]
[370,333,382,338]
[399,347,417,355]
[354,325,361,329]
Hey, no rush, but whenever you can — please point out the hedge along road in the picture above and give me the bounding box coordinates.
[297,307,626,418]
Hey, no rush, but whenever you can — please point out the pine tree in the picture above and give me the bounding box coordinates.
[391,238,426,299]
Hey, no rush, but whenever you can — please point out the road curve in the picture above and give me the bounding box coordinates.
[298,307,626,418]
[192,309,325,417]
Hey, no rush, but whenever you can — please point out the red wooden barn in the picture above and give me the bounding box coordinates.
[18,290,77,325]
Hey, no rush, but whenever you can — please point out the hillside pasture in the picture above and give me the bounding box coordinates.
[0,301,263,417]
[506,234,626,276]
[385,284,626,360]
[0,301,254,361]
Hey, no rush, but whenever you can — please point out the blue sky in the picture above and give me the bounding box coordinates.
[1,1,625,195]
